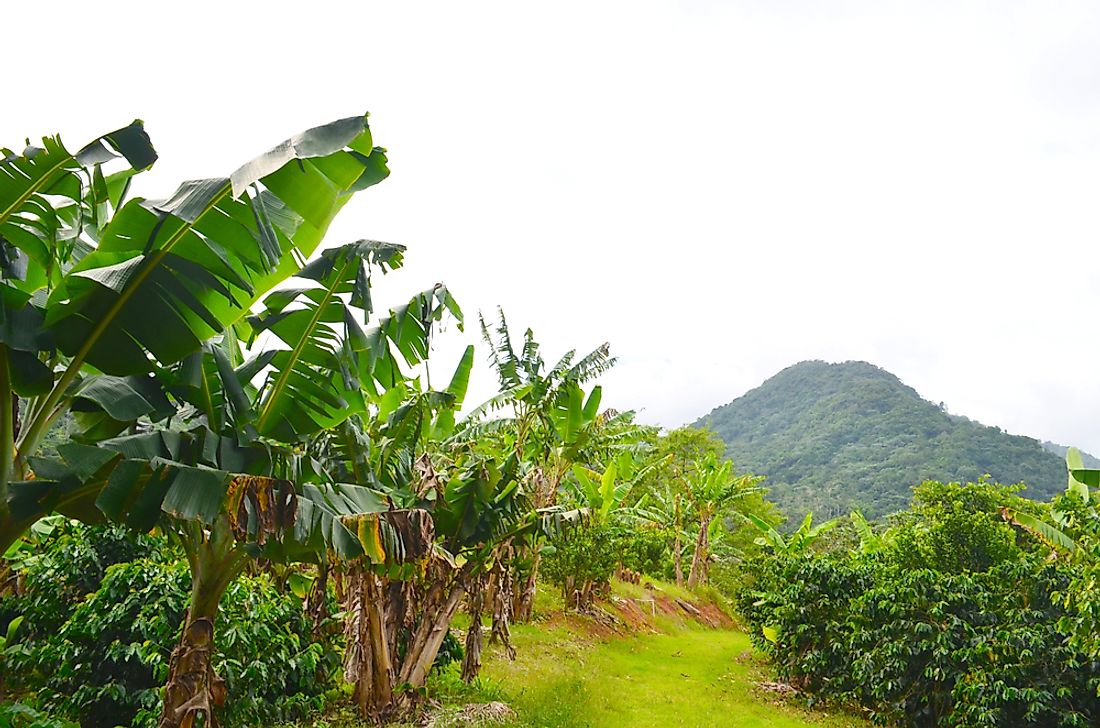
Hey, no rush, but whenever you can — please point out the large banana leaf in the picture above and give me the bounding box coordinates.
[433,455,523,552]
[479,309,524,390]
[551,383,602,448]
[427,345,475,441]
[0,304,54,395]
[1002,506,1077,554]
[746,512,788,551]
[250,240,404,440]
[500,504,587,546]
[0,121,156,304]
[44,114,387,377]
[250,239,462,442]
[2,458,118,546]
[1067,448,1096,502]
[69,373,175,441]
[27,424,432,564]
[163,328,278,440]
[293,482,434,564]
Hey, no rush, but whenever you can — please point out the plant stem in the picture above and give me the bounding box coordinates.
[160,517,246,728]
[0,346,12,520]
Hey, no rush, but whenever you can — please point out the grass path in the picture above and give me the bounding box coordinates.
[473,609,866,728]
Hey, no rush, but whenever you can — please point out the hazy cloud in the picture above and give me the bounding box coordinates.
[5,0,1100,451]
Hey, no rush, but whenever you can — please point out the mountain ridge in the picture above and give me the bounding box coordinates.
[695,360,1076,521]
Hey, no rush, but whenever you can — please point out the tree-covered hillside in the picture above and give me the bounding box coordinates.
[695,360,1067,521]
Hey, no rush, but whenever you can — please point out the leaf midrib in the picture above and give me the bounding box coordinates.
[16,181,232,462]
[0,146,75,225]
[256,256,353,433]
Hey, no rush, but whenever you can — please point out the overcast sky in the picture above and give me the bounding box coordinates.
[5,1,1100,451]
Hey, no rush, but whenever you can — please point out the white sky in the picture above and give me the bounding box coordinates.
[5,1,1100,451]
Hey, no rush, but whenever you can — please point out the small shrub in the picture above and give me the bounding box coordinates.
[0,702,78,728]
[615,527,668,577]
[740,553,1100,726]
[542,524,619,610]
[0,522,164,646]
[10,553,340,728]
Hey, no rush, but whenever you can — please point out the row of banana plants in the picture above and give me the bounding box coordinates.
[0,117,602,725]
[0,116,653,726]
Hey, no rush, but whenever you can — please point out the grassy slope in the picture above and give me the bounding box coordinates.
[463,582,866,728]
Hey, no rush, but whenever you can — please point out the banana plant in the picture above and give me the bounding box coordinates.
[322,361,590,713]
[337,439,542,717]
[682,455,763,587]
[142,245,458,726]
[470,311,615,621]
[0,121,157,544]
[569,451,666,525]
[1001,448,1098,557]
[45,344,455,726]
[473,308,613,466]
[43,420,426,728]
[634,481,694,586]
[746,510,838,555]
[849,509,885,555]
[0,114,389,554]
[2,115,464,726]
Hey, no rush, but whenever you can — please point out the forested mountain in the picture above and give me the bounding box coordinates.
[695,360,1071,521]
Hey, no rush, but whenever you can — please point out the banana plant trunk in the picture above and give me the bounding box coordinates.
[344,566,395,718]
[304,561,330,640]
[397,577,467,692]
[512,551,540,624]
[344,562,470,719]
[687,512,712,588]
[349,569,396,717]
[512,465,562,624]
[461,575,485,683]
[159,519,247,728]
[673,495,684,587]
[487,565,516,660]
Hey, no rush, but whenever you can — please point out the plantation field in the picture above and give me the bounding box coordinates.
[6,98,1098,728]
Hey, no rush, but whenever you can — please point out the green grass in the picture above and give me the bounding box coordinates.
[476,600,866,727]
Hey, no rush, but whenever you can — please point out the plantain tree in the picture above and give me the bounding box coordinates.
[0,114,391,554]
[746,510,838,556]
[1,120,157,548]
[634,481,692,586]
[325,391,579,717]
[630,426,725,585]
[0,115,464,727]
[42,323,454,723]
[95,240,458,727]
[549,450,664,610]
[683,455,763,587]
[471,310,614,621]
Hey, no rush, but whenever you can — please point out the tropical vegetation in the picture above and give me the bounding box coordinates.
[4,114,1100,728]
